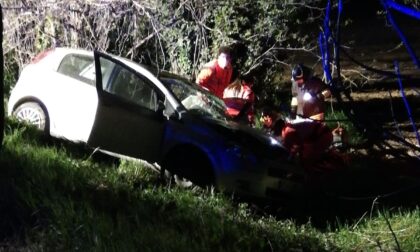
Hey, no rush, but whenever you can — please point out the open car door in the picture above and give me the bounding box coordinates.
[87,51,166,162]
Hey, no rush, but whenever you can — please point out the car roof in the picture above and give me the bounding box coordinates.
[49,47,188,108]
[55,47,93,56]
[51,47,192,81]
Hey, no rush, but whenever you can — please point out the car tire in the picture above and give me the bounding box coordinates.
[13,102,49,133]
[163,147,215,188]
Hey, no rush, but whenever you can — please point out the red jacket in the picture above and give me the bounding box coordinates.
[223,81,255,124]
[291,77,328,118]
[196,59,233,99]
[281,120,333,160]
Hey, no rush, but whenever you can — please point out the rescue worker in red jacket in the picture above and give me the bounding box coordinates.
[196,46,233,99]
[259,107,285,136]
[283,64,334,173]
[223,74,255,126]
[290,64,331,121]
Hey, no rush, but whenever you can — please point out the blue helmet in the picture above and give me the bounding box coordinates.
[291,64,306,80]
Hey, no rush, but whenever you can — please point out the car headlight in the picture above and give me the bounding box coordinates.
[269,136,282,147]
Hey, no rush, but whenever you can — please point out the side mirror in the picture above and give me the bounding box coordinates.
[157,100,165,112]
[159,100,182,121]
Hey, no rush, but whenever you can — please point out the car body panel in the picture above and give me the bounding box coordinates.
[8,49,98,142]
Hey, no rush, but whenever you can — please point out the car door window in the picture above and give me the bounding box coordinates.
[57,54,95,86]
[105,64,158,111]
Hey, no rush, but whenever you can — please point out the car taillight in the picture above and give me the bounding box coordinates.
[30,48,55,64]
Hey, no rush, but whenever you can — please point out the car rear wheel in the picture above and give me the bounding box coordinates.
[13,102,49,133]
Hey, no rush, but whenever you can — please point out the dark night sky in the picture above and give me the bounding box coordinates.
[342,0,384,20]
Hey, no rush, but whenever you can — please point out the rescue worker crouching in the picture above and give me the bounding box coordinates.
[259,107,285,137]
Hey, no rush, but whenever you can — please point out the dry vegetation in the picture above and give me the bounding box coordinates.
[1,1,420,250]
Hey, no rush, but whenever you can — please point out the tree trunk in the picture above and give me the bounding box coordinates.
[0,4,4,150]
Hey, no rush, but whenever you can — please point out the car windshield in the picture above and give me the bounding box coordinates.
[160,77,227,120]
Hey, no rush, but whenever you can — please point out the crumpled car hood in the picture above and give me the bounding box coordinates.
[196,115,289,159]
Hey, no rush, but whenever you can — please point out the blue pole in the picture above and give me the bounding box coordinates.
[386,0,420,20]
[323,0,332,39]
[319,32,333,83]
[321,0,333,84]
[335,0,343,85]
[382,0,420,68]
[394,61,420,153]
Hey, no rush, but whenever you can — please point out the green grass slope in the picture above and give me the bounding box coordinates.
[1,119,420,251]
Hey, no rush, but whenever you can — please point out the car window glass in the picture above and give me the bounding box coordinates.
[106,64,157,111]
[161,77,227,120]
[57,54,95,86]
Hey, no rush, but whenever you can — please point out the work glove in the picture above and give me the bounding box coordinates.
[316,93,324,100]
[303,92,324,101]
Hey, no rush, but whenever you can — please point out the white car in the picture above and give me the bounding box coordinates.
[8,47,302,201]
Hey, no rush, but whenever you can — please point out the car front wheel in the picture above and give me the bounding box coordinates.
[163,146,215,188]
[173,174,194,188]
[13,102,49,133]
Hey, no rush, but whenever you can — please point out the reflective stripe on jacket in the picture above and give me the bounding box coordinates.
[223,82,254,123]
[291,77,328,118]
[223,83,254,115]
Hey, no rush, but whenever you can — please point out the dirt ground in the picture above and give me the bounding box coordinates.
[327,3,420,163]
[307,78,420,225]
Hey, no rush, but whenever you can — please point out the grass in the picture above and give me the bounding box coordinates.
[1,118,420,251]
